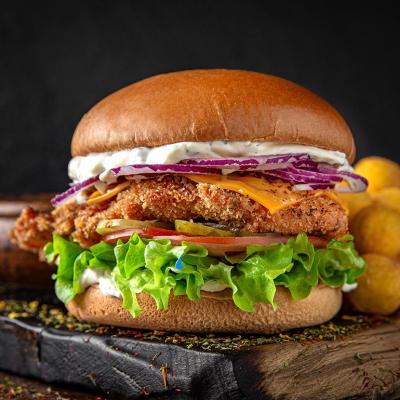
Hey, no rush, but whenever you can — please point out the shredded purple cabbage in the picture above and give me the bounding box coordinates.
[51,153,368,207]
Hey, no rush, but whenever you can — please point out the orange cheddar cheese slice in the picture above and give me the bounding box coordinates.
[184,174,340,214]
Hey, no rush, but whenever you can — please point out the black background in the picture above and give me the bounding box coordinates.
[1,1,399,195]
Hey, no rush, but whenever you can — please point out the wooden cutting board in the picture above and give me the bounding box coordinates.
[0,286,399,400]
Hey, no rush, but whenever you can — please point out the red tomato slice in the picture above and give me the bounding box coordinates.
[103,228,145,243]
[103,227,179,243]
[306,236,329,248]
[103,229,328,256]
[143,227,179,236]
[150,235,291,256]
[150,235,288,245]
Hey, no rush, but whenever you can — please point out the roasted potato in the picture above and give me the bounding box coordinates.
[350,204,400,259]
[348,253,400,315]
[354,156,400,192]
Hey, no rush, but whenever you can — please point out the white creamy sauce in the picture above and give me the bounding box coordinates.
[79,270,357,299]
[78,269,230,298]
[200,281,358,294]
[341,282,358,293]
[79,269,121,298]
[75,190,89,205]
[68,141,350,183]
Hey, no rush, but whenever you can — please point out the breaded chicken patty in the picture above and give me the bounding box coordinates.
[11,175,347,250]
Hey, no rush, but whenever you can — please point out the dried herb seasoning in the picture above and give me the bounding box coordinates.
[0,297,388,352]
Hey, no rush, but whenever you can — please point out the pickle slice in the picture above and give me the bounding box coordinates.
[196,222,273,237]
[96,219,171,235]
[174,220,235,237]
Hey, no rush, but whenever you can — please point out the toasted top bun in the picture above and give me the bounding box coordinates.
[71,69,355,162]
[67,285,342,334]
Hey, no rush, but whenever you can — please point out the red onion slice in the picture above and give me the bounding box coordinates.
[334,170,368,193]
[51,176,99,207]
[51,165,219,207]
[292,183,335,191]
[314,167,368,192]
[260,167,343,184]
[181,153,311,166]
[51,154,368,207]
[291,160,320,170]
[106,164,221,180]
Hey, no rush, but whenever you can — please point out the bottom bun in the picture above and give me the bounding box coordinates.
[67,285,342,334]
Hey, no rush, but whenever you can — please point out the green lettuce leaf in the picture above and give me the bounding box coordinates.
[45,234,84,303]
[232,243,294,311]
[46,232,366,317]
[112,235,220,316]
[88,242,116,270]
[316,234,366,287]
[274,233,318,300]
[47,234,117,304]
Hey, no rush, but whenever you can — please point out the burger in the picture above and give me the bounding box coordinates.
[11,70,367,334]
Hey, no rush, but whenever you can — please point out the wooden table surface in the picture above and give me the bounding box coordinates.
[0,371,194,399]
[0,370,107,400]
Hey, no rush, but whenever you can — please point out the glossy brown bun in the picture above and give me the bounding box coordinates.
[71,69,355,162]
[67,285,342,334]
